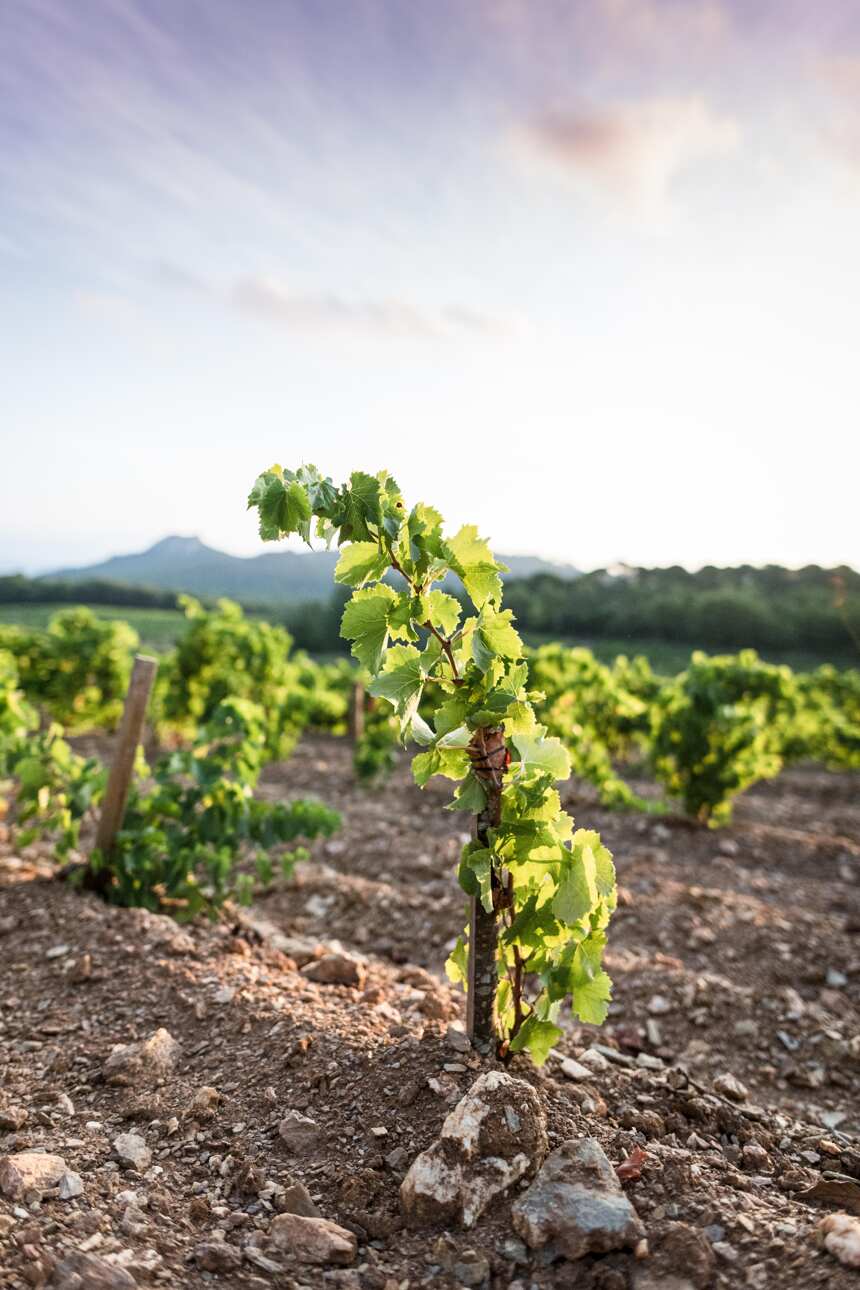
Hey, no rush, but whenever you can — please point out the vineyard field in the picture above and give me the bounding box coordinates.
[1,732,858,1288]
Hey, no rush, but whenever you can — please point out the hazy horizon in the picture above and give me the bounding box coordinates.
[1,529,855,582]
[3,1,859,574]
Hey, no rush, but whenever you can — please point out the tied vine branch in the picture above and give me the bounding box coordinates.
[247,464,618,1064]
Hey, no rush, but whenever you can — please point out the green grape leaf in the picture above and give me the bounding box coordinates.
[368,645,426,723]
[513,731,571,781]
[568,934,613,1025]
[447,771,487,813]
[437,724,472,749]
[458,844,494,911]
[553,843,598,923]
[463,564,502,609]
[508,1016,563,1066]
[420,590,461,636]
[447,524,494,568]
[343,471,383,540]
[409,712,436,747]
[473,607,523,672]
[412,746,469,786]
[340,586,397,671]
[334,542,389,588]
[445,934,468,987]
[573,829,616,899]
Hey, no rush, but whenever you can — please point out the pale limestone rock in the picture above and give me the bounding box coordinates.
[269,1213,357,1265]
[103,1028,179,1087]
[400,1070,547,1229]
[0,1152,67,1199]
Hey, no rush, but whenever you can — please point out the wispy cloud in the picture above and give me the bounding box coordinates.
[516,96,739,215]
[154,264,518,341]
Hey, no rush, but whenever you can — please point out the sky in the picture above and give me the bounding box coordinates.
[2,0,859,574]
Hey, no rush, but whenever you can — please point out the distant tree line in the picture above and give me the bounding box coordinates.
[503,564,860,655]
[0,575,181,610]
[2,564,858,660]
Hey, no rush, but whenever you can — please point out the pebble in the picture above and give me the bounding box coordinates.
[103,1028,180,1088]
[445,1022,472,1053]
[578,1048,611,1073]
[559,1057,593,1082]
[279,1111,320,1154]
[826,968,848,988]
[301,951,366,988]
[647,994,672,1015]
[194,1240,242,1273]
[48,1251,137,1288]
[58,1170,84,1200]
[113,1133,152,1170]
[713,1072,748,1102]
[818,1213,860,1268]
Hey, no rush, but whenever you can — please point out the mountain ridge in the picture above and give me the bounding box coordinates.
[44,535,581,605]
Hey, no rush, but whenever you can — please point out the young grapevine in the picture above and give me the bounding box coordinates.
[247,465,617,1063]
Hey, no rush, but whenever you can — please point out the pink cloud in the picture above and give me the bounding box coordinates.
[518,96,739,213]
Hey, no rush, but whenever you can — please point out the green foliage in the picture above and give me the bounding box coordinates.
[353,700,400,784]
[155,597,347,757]
[0,654,105,853]
[504,563,860,662]
[0,649,38,752]
[85,697,341,918]
[528,645,650,809]
[782,665,860,769]
[649,650,799,825]
[248,464,618,1063]
[0,607,137,730]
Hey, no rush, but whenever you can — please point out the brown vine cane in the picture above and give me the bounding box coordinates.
[465,726,511,1052]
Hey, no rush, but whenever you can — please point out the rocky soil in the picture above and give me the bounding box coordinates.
[1,734,859,1288]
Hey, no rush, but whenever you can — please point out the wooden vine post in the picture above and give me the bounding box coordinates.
[348,680,365,741]
[94,655,158,857]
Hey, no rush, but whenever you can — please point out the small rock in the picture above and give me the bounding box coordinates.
[46,944,70,959]
[713,1072,748,1103]
[578,1048,611,1073]
[186,1086,220,1120]
[0,1151,67,1199]
[401,1070,547,1229]
[499,1236,529,1264]
[58,1170,84,1200]
[826,968,848,988]
[279,1111,320,1154]
[113,1132,152,1170]
[512,1137,644,1261]
[103,1028,180,1088]
[636,1052,664,1071]
[301,951,366,988]
[194,1240,242,1273]
[452,1249,490,1286]
[120,1204,148,1237]
[647,994,672,1015]
[49,1252,137,1289]
[445,1022,472,1053]
[0,1107,28,1131]
[818,1212,860,1268]
[558,1057,593,1082]
[269,1213,357,1265]
[280,1180,321,1217]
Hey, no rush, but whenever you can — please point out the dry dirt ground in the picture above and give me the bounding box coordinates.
[1,734,859,1289]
